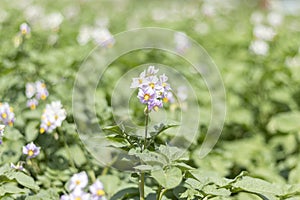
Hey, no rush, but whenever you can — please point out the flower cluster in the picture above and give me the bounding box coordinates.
[22,142,40,159]
[61,171,106,200]
[131,66,172,112]
[40,101,66,134]
[25,80,49,110]
[0,103,15,126]
[77,26,114,47]
[249,10,284,56]
[14,22,31,47]
[0,125,5,145]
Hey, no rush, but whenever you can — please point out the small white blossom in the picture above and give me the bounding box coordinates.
[249,40,269,56]
[68,171,88,191]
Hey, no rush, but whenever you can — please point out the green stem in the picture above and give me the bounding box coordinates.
[157,188,167,200]
[142,106,149,152]
[139,172,145,200]
[59,128,75,168]
[140,105,149,200]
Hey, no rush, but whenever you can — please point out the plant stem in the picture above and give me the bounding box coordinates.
[59,128,76,168]
[139,172,145,200]
[158,188,167,200]
[142,106,149,152]
[139,105,149,200]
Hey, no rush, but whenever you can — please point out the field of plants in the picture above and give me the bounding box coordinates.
[1,0,300,199]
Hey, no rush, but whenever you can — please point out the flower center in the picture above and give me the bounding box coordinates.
[2,113,7,119]
[144,94,150,101]
[149,83,155,88]
[75,197,81,200]
[30,104,36,110]
[41,94,46,100]
[163,97,169,103]
[97,189,105,196]
[28,150,34,157]
[40,128,45,134]
[75,180,81,185]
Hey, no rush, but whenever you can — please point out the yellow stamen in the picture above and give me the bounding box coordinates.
[2,113,7,119]
[54,115,58,120]
[21,29,27,35]
[47,121,51,126]
[10,107,13,112]
[28,150,34,157]
[154,106,159,112]
[144,94,150,101]
[149,83,155,89]
[41,94,46,100]
[75,180,81,185]
[138,79,143,84]
[30,104,36,110]
[75,197,81,200]
[97,189,105,196]
[40,128,45,134]
[41,83,46,88]
[163,97,169,103]
[162,82,167,87]
[8,122,13,127]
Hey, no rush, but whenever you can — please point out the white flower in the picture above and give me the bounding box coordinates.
[26,83,36,99]
[250,11,264,25]
[44,12,64,30]
[92,28,115,47]
[68,171,88,191]
[69,188,90,200]
[89,180,106,200]
[40,101,66,134]
[77,26,93,45]
[249,40,269,56]
[20,23,31,35]
[253,25,276,41]
[267,11,283,27]
[174,32,190,54]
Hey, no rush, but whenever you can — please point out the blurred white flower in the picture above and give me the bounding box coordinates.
[174,32,190,54]
[24,5,45,24]
[44,12,64,30]
[250,11,264,25]
[92,28,115,48]
[253,24,276,41]
[77,26,93,45]
[195,22,209,35]
[26,83,36,99]
[202,3,215,17]
[249,40,269,56]
[27,99,38,110]
[267,11,283,27]
[20,23,31,35]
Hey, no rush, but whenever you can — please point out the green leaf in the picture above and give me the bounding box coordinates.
[267,111,300,133]
[25,188,60,200]
[151,167,182,189]
[3,127,23,141]
[232,176,283,199]
[12,172,39,191]
[25,121,39,142]
[149,123,179,138]
[68,144,87,167]
[0,183,28,196]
